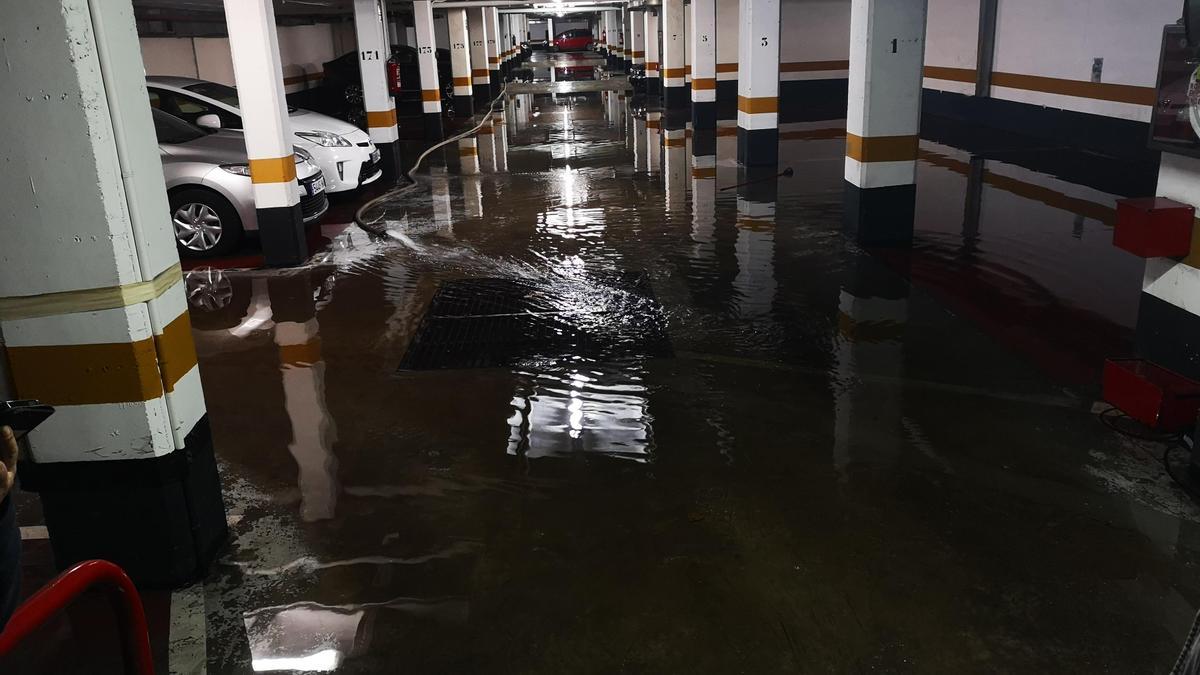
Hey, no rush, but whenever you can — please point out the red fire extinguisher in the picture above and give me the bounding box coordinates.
[386,58,402,95]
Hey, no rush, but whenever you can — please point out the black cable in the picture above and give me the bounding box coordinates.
[1096,405,1200,501]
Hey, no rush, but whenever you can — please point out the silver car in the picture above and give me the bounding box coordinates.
[152,108,328,258]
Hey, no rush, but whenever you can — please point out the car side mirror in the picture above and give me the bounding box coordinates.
[195,114,222,130]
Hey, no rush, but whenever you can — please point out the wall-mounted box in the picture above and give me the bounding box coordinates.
[1113,197,1194,258]
[1103,358,1200,432]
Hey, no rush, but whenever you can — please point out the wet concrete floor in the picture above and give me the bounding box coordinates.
[15,52,1200,673]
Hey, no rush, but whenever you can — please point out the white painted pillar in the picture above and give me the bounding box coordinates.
[691,0,717,128]
[1136,155,1200,381]
[684,2,693,86]
[664,127,688,207]
[663,0,687,107]
[647,111,662,173]
[736,0,780,166]
[645,10,661,96]
[486,7,502,97]
[716,0,740,118]
[414,0,444,139]
[630,9,645,70]
[0,0,223,585]
[619,8,630,72]
[843,0,928,244]
[469,8,492,103]
[547,17,555,43]
[477,117,498,171]
[353,0,402,181]
[448,9,474,116]
[458,136,480,174]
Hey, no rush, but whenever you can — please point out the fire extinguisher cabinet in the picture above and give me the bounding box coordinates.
[1113,197,1195,258]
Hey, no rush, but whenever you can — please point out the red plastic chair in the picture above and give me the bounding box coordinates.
[0,559,155,675]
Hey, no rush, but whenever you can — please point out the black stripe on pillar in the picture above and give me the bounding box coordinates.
[842,181,916,246]
[692,101,717,129]
[257,204,308,267]
[716,80,738,120]
[490,76,501,99]
[664,108,689,130]
[692,129,717,156]
[663,85,689,109]
[455,95,475,117]
[1135,292,1200,382]
[377,140,404,182]
[737,126,779,168]
[425,112,445,141]
[19,416,228,588]
[646,77,662,97]
[474,83,490,102]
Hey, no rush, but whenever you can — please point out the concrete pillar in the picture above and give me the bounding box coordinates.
[1135,154,1200,382]
[630,9,646,77]
[469,9,491,103]
[0,0,225,586]
[477,117,497,171]
[547,17,555,43]
[843,0,928,245]
[645,10,661,97]
[414,0,444,139]
[458,137,480,174]
[494,107,509,172]
[353,0,402,181]
[501,14,512,74]
[647,111,662,173]
[736,0,780,167]
[716,0,740,118]
[691,131,718,261]
[487,7,502,98]
[621,8,631,72]
[448,9,474,116]
[663,0,687,108]
[691,0,717,128]
[684,3,693,87]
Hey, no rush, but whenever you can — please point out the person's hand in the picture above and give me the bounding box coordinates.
[0,427,15,503]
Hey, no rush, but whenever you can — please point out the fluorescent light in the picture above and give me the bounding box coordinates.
[252,649,342,672]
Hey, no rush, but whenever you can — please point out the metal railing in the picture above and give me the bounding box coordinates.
[0,559,155,675]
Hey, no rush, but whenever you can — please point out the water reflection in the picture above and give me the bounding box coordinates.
[734,178,778,318]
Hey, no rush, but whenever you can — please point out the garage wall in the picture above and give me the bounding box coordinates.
[923,0,979,96]
[989,0,1176,123]
[139,23,340,93]
[779,0,850,82]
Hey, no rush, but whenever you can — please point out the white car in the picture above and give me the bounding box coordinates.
[147,76,382,194]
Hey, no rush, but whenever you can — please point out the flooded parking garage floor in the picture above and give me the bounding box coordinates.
[15,64,1200,672]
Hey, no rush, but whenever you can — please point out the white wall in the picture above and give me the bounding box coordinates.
[780,0,850,81]
[923,0,979,95]
[990,0,1179,122]
[434,12,450,49]
[140,23,340,92]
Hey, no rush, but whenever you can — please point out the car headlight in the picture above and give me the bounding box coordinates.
[293,147,313,162]
[219,164,251,176]
[296,130,351,147]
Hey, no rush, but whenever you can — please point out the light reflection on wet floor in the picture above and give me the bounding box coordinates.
[184,85,1200,672]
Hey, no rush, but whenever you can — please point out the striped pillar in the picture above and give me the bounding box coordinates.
[448,9,474,117]
[633,114,647,172]
[716,0,740,119]
[494,108,510,172]
[684,3,693,86]
[227,0,308,265]
[0,0,225,586]
[486,7,501,98]
[692,134,718,263]
[469,8,491,103]
[1135,154,1200,381]
[630,9,646,78]
[691,0,717,128]
[645,10,661,97]
[736,0,780,167]
[662,0,687,108]
[621,8,631,73]
[353,0,402,181]
[500,14,511,75]
[843,0,928,244]
[414,0,444,140]
[603,11,616,69]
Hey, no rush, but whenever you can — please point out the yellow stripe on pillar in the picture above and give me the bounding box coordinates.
[421,89,441,102]
[248,155,297,184]
[845,133,919,163]
[737,96,778,114]
[366,108,398,129]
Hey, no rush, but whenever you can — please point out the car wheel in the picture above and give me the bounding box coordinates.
[169,188,244,258]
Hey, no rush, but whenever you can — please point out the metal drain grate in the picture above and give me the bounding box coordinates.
[398,275,673,370]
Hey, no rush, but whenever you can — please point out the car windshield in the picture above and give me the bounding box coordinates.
[184,81,297,113]
[151,108,207,144]
[185,82,240,106]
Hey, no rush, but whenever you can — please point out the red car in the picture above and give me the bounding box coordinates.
[553,28,594,52]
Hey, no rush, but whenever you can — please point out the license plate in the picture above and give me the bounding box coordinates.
[307,176,326,196]
[370,149,381,164]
